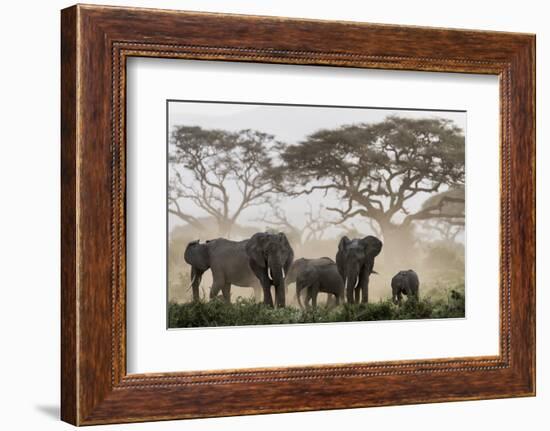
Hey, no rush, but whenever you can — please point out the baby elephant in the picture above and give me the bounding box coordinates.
[391,270,419,305]
[288,258,344,308]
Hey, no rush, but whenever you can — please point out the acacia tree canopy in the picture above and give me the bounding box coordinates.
[169,126,280,237]
[280,116,465,241]
[418,187,465,241]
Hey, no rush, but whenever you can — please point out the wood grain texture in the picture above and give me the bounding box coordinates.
[60,5,78,425]
[60,4,535,425]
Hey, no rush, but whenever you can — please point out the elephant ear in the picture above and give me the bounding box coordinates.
[360,235,383,257]
[336,236,350,278]
[245,232,268,268]
[184,240,210,271]
[338,236,351,252]
[278,232,294,272]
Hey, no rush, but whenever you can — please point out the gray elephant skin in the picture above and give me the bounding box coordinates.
[184,232,293,307]
[391,269,419,305]
[336,235,383,304]
[287,257,344,308]
[184,238,260,303]
[245,232,294,307]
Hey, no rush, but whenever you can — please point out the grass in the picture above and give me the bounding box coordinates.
[168,283,465,328]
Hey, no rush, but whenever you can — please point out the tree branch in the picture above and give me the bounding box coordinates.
[403,196,465,227]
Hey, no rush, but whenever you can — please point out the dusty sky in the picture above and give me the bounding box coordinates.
[168,101,466,239]
[169,101,466,146]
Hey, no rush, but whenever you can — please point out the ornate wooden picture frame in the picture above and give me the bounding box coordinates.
[61,4,535,425]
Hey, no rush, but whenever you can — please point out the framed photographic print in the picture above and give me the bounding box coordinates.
[61,4,535,425]
[164,100,465,324]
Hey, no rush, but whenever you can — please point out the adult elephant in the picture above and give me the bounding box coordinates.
[391,269,419,305]
[290,258,344,309]
[184,238,263,303]
[336,235,383,304]
[245,232,294,307]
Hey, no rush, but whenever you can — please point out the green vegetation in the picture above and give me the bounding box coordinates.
[168,283,465,328]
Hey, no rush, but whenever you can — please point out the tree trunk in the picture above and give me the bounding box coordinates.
[217,219,234,239]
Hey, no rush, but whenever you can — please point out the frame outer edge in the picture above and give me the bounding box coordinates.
[61,4,536,424]
[526,35,536,395]
[61,5,79,426]
[504,35,536,395]
[531,34,536,396]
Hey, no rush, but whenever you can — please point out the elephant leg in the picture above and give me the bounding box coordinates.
[262,281,274,307]
[310,283,320,308]
[359,267,371,304]
[361,283,369,304]
[210,272,225,301]
[407,281,419,303]
[221,283,231,304]
[248,260,274,307]
[304,288,312,309]
[209,283,221,300]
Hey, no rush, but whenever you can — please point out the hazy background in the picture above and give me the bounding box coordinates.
[168,101,466,304]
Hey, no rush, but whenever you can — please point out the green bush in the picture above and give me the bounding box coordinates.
[168,289,465,328]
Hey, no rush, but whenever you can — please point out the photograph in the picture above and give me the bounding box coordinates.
[167,100,466,328]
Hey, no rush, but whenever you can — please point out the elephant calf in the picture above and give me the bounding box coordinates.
[288,257,344,308]
[391,269,419,305]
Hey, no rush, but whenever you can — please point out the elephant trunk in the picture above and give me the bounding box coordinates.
[345,264,360,303]
[269,262,284,287]
[268,258,285,307]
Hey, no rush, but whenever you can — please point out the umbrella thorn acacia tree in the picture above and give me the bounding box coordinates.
[279,116,465,267]
[169,126,281,238]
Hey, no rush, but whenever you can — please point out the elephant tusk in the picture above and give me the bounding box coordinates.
[282,268,286,279]
[354,278,360,289]
[268,267,273,281]
[344,277,348,293]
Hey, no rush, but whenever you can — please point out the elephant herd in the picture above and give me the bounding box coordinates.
[184,231,419,308]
